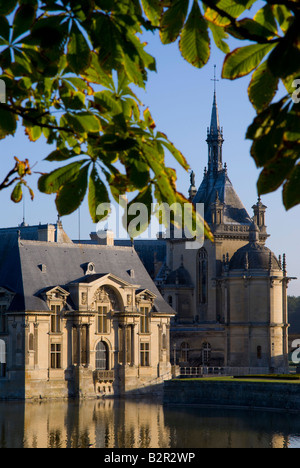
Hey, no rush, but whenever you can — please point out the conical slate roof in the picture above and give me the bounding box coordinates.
[193,170,252,226]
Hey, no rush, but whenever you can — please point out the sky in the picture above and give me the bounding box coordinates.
[0,23,299,296]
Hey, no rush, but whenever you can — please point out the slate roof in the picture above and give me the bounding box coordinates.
[0,234,173,315]
[193,169,252,226]
[229,242,281,271]
[165,265,194,287]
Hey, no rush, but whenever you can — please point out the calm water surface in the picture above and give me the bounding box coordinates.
[1,399,300,448]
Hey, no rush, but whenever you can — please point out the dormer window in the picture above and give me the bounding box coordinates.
[85,262,96,275]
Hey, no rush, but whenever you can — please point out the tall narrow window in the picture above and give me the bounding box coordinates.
[140,307,150,334]
[180,342,190,362]
[202,342,211,366]
[29,333,34,351]
[198,249,208,304]
[140,343,150,367]
[51,305,61,333]
[96,341,109,371]
[97,306,108,334]
[51,344,61,369]
[0,305,7,334]
[0,339,6,377]
[81,326,88,366]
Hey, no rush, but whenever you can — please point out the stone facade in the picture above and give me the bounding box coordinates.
[156,90,293,374]
[0,226,174,399]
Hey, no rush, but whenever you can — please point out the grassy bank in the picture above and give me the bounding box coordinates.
[177,375,300,384]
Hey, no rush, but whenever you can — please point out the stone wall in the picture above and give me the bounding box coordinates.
[164,380,300,411]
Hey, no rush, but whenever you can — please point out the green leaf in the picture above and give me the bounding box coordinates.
[0,16,10,41]
[257,149,297,195]
[88,166,111,223]
[207,21,230,54]
[248,60,279,112]
[12,4,37,41]
[126,149,150,190]
[11,182,23,203]
[55,164,90,216]
[179,1,210,69]
[254,5,278,36]
[0,0,18,15]
[141,0,162,27]
[123,185,153,238]
[157,133,190,171]
[160,0,189,45]
[38,160,87,194]
[64,112,101,133]
[272,5,293,34]
[222,43,276,80]
[204,0,257,27]
[80,52,114,89]
[0,107,17,139]
[283,165,300,210]
[143,143,177,206]
[268,38,300,80]
[45,149,78,162]
[246,98,289,167]
[67,23,91,74]
[94,90,122,114]
[25,125,42,142]
[100,135,137,152]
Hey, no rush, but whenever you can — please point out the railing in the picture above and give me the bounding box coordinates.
[93,370,114,382]
[180,367,271,377]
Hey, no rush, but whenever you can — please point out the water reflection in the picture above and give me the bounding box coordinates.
[1,399,300,448]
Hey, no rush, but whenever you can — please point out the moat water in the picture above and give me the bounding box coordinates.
[1,399,300,448]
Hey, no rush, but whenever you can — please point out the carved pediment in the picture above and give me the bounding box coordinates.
[44,286,70,301]
[93,286,122,311]
[0,287,15,307]
[135,289,157,304]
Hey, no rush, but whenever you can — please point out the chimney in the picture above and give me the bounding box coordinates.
[91,229,114,246]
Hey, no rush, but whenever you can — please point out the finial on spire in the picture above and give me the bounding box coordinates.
[211,64,219,95]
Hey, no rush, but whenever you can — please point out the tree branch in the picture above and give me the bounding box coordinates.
[203,0,283,43]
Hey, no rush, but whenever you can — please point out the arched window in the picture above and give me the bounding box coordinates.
[29,333,34,351]
[96,341,109,371]
[0,339,6,377]
[202,342,211,366]
[180,342,190,362]
[198,248,208,304]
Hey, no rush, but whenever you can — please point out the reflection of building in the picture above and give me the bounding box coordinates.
[0,222,174,399]
[0,399,296,448]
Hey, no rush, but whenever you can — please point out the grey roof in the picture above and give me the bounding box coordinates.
[165,265,194,287]
[193,170,252,226]
[229,242,281,271]
[0,236,173,314]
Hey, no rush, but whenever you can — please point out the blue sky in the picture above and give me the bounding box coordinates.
[0,26,299,296]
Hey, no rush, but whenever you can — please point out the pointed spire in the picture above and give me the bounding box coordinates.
[207,65,224,175]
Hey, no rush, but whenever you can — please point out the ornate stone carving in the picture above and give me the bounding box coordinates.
[93,286,121,311]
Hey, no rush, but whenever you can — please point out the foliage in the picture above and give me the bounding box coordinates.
[0,0,299,240]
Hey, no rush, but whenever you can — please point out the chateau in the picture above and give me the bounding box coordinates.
[0,222,174,399]
[0,89,293,400]
[156,90,292,374]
